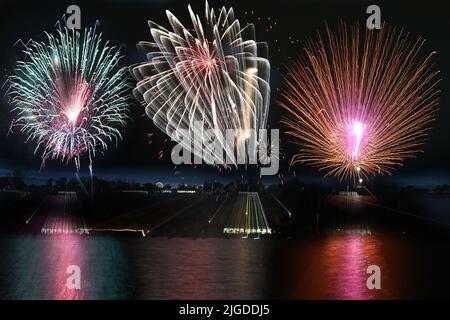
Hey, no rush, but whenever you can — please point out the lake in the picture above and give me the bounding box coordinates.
[0,233,449,299]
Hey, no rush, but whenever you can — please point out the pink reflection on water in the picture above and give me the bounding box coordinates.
[283,234,393,299]
[43,234,85,300]
[325,235,366,299]
[321,234,385,299]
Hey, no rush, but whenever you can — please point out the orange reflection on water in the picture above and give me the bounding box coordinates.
[283,234,398,299]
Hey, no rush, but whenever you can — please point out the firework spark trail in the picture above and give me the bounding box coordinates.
[6,22,131,171]
[131,1,270,167]
[280,22,441,181]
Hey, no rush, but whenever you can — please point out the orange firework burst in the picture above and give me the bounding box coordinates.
[279,22,441,181]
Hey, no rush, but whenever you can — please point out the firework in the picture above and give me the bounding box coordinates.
[6,23,130,170]
[280,22,440,180]
[131,1,270,166]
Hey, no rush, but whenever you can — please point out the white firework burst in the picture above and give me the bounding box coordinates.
[131,1,270,167]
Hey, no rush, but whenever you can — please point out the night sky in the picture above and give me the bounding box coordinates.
[0,0,449,186]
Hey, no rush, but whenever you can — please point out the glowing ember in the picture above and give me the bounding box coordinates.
[350,121,364,160]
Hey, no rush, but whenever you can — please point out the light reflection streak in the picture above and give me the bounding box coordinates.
[44,234,85,300]
[223,192,271,236]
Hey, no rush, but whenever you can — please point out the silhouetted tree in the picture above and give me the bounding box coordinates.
[11,169,25,189]
[56,177,68,190]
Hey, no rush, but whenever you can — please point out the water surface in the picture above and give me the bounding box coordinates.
[0,234,448,299]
